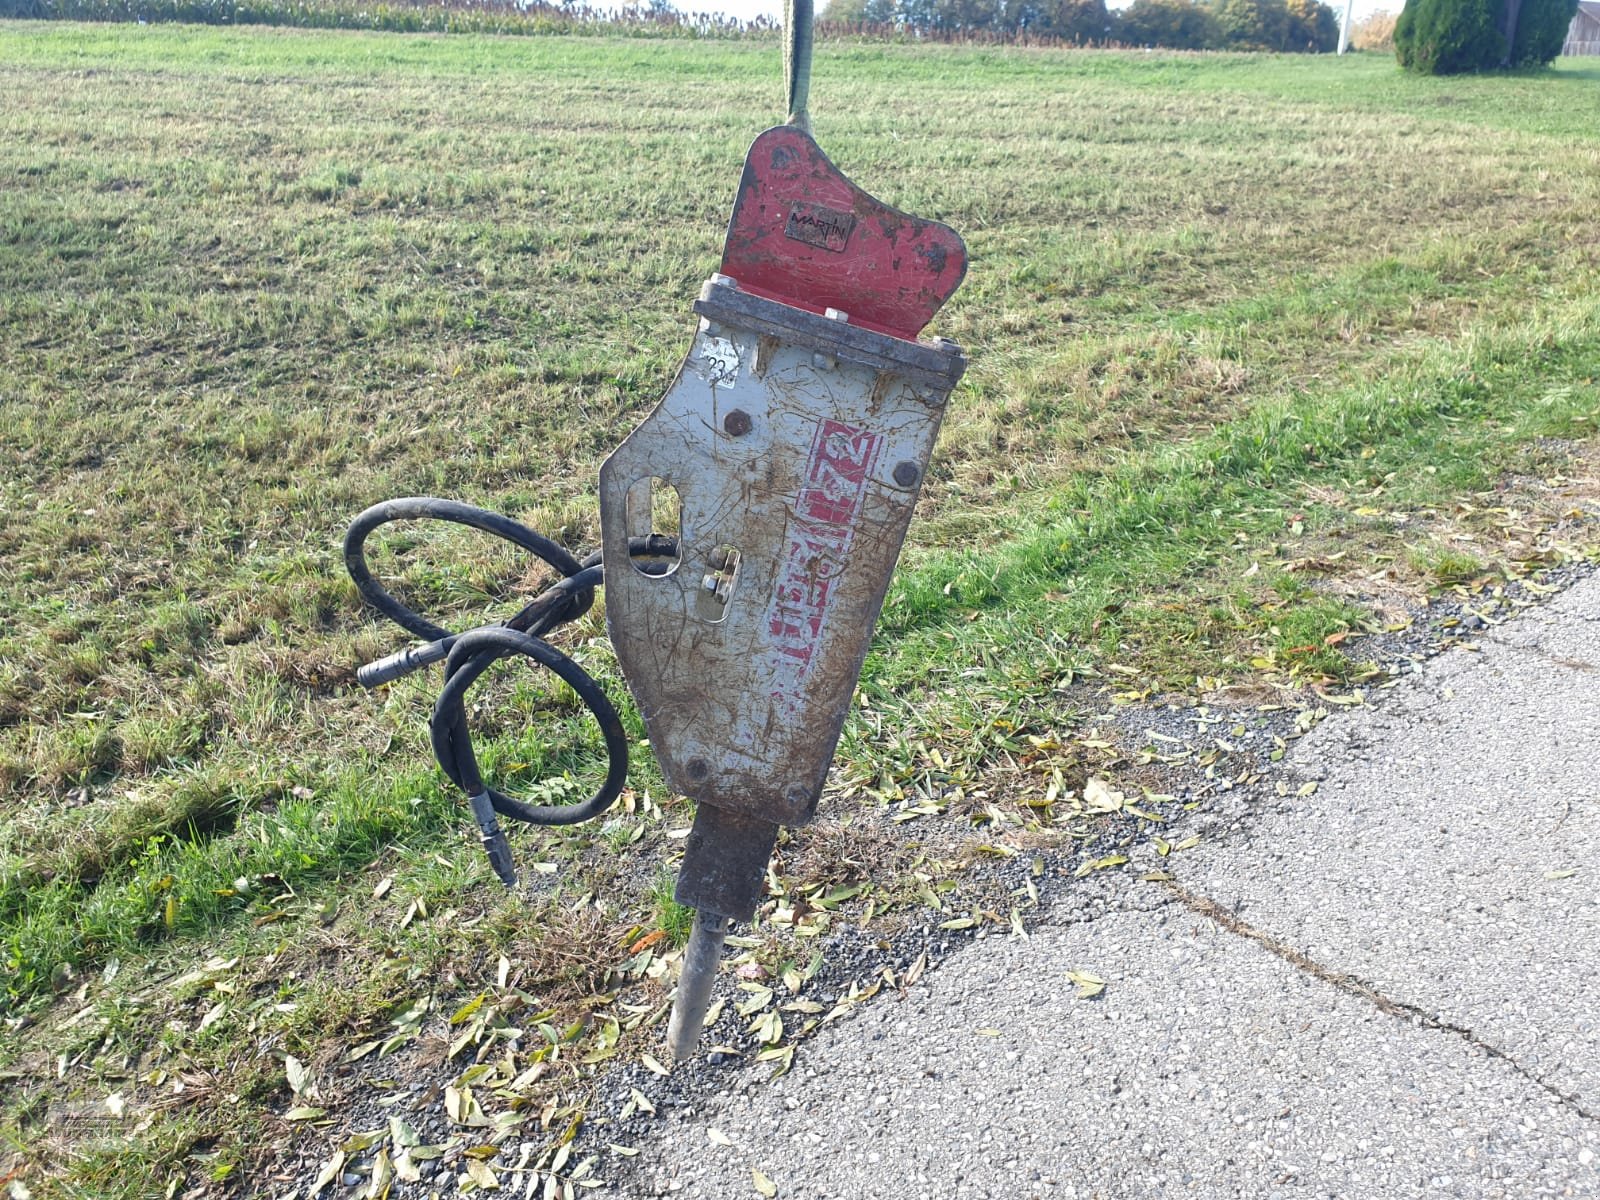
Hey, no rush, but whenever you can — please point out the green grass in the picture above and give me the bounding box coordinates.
[649,871,695,949]
[1,23,1598,1196]
[2,0,773,38]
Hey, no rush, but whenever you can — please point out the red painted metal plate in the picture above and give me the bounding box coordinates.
[719,126,968,342]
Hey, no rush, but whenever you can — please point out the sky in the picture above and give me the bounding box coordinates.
[689,0,1398,30]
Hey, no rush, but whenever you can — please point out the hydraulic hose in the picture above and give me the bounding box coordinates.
[344,497,592,643]
[343,497,673,885]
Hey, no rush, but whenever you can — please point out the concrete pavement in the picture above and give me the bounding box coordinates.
[620,573,1600,1199]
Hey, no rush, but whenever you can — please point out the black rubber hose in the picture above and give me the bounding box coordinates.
[345,499,673,832]
[430,623,628,826]
[343,497,591,643]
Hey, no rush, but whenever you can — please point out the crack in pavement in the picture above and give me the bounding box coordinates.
[1484,633,1598,672]
[1159,878,1600,1126]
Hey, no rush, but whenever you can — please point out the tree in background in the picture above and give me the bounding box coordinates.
[1394,0,1577,70]
[1395,0,1504,68]
[1507,0,1579,62]
[1212,0,1291,45]
[1033,0,1115,39]
[1116,0,1220,45]
[933,0,998,29]
[821,0,1340,46]
[1285,0,1340,47]
[1350,8,1398,49]
[818,0,898,20]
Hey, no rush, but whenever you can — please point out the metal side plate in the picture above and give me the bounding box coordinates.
[599,279,966,827]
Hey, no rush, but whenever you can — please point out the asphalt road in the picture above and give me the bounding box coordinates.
[618,573,1600,1199]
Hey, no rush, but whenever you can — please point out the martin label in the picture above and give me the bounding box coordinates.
[784,201,854,253]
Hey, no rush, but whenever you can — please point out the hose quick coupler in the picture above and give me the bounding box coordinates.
[468,791,517,887]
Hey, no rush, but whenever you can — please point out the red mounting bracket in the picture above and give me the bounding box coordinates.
[719,126,968,342]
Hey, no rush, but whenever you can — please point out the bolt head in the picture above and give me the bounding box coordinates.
[892,461,921,488]
[723,409,752,437]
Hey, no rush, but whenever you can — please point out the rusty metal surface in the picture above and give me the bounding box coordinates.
[598,278,965,828]
[695,285,963,392]
[720,127,968,342]
[674,804,781,922]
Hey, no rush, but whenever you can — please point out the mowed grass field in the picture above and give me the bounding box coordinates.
[2,22,1598,1195]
